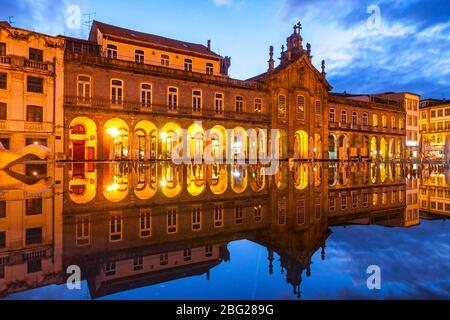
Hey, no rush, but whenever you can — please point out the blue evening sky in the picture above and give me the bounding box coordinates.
[2,0,449,99]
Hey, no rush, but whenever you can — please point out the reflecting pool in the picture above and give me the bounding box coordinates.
[0,162,448,300]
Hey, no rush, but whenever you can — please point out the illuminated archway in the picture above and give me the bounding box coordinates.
[210,164,228,195]
[134,120,158,160]
[187,164,206,196]
[69,117,97,162]
[294,164,309,190]
[188,124,205,160]
[104,118,129,160]
[328,134,338,160]
[231,165,248,193]
[69,168,97,204]
[249,165,266,192]
[103,164,129,203]
[231,127,248,160]
[133,165,157,200]
[206,125,227,162]
[380,138,388,161]
[294,130,309,160]
[370,137,378,160]
[160,163,182,198]
[160,122,182,160]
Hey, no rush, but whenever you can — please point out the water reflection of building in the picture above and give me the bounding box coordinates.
[0,162,420,299]
[419,167,450,218]
[0,164,63,297]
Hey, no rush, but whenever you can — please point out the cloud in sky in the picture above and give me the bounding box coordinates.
[283,0,450,98]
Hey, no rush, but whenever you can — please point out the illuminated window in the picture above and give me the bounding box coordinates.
[184,59,193,72]
[192,90,202,112]
[135,49,144,63]
[341,195,347,210]
[141,83,152,108]
[168,87,178,111]
[215,93,224,114]
[206,63,214,75]
[107,44,118,59]
[373,114,378,127]
[254,98,262,113]
[373,193,378,206]
[111,79,123,104]
[391,116,396,128]
[161,54,170,66]
[382,115,387,128]
[235,96,244,113]
[254,205,262,222]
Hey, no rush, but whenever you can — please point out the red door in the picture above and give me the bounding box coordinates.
[73,141,86,177]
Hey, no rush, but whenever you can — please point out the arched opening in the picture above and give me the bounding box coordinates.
[69,117,97,161]
[328,134,337,160]
[187,164,206,196]
[210,164,228,195]
[294,130,309,160]
[249,165,266,192]
[188,124,205,160]
[231,127,248,160]
[160,122,182,160]
[380,138,388,161]
[103,164,129,203]
[134,120,158,161]
[370,137,378,161]
[388,138,395,161]
[206,125,227,162]
[231,165,248,193]
[104,118,129,160]
[160,163,182,198]
[294,163,309,190]
[314,133,322,160]
[338,135,349,160]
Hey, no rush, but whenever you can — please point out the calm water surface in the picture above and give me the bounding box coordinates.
[0,162,449,300]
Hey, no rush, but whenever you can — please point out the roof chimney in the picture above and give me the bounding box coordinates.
[207,40,211,51]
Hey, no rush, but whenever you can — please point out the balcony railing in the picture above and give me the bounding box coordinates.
[0,56,11,65]
[0,120,8,130]
[65,52,260,90]
[24,59,50,71]
[64,95,270,123]
[329,121,406,135]
[24,122,44,131]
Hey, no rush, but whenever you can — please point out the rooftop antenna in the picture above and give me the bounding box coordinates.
[82,12,96,33]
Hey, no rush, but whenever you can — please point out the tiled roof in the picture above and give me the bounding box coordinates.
[90,21,221,59]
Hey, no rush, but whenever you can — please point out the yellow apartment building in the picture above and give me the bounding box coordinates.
[0,22,65,160]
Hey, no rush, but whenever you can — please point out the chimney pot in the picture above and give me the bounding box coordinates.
[207,40,211,50]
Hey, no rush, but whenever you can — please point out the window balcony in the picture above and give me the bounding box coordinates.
[24,59,51,72]
[64,95,270,124]
[0,56,11,65]
[24,122,44,131]
[0,120,8,130]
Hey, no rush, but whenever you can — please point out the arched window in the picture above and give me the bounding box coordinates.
[297,95,305,119]
[373,114,378,127]
[391,116,396,128]
[341,110,347,124]
[329,108,335,123]
[71,124,86,135]
[352,112,358,126]
[278,95,286,117]
[161,54,170,66]
[382,115,387,128]
[363,113,369,126]
[141,83,152,108]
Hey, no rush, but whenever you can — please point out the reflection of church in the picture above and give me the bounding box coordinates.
[1,162,422,298]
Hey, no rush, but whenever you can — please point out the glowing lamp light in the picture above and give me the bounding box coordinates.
[33,141,39,145]
[106,183,119,192]
[160,180,168,187]
[32,171,38,176]
[160,132,168,139]
[107,127,120,137]
[233,170,241,178]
